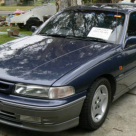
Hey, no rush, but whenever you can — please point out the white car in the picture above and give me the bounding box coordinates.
[10,3,56,30]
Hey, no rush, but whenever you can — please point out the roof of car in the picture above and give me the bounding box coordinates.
[64,3,136,14]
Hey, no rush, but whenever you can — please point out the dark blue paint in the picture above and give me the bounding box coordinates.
[53,45,120,92]
[0,3,135,103]
[0,4,136,133]
[0,35,115,87]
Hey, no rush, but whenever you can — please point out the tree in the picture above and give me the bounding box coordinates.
[131,0,135,2]
[56,0,119,11]
[56,0,82,12]
[18,0,34,5]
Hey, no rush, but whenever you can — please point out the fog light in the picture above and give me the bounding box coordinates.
[20,115,41,123]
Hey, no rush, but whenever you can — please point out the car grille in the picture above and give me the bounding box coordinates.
[0,110,21,124]
[0,80,15,94]
[0,81,21,124]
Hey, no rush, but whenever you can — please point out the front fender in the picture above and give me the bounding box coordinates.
[52,49,119,93]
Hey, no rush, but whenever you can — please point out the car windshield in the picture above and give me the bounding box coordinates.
[38,10,125,43]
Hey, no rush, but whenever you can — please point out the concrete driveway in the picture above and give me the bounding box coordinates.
[0,11,14,15]
[0,88,136,136]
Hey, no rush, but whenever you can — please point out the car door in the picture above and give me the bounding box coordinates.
[123,12,136,88]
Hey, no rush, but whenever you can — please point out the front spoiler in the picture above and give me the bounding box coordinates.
[0,94,86,132]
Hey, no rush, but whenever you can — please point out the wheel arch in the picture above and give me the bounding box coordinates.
[90,74,116,101]
[26,17,40,23]
[25,17,42,31]
[24,17,40,25]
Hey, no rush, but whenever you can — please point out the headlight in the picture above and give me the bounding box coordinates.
[15,84,75,99]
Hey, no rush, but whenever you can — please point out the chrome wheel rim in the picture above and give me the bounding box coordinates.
[91,85,108,123]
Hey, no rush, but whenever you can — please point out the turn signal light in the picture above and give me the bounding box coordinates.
[119,66,123,70]
[20,115,41,123]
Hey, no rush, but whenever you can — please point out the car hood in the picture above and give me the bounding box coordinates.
[0,35,115,86]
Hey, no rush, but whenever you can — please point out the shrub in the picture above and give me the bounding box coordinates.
[17,2,34,6]
[1,3,5,6]
[17,3,23,6]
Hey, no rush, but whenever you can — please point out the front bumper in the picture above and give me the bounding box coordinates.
[0,91,86,132]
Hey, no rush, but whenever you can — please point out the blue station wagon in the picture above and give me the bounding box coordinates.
[0,3,136,132]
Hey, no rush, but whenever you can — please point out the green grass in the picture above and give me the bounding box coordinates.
[36,2,42,6]
[0,2,55,11]
[36,1,55,5]
[50,2,56,4]
[0,26,17,32]
[19,28,32,35]
[0,35,15,44]
[0,6,34,11]
[0,26,32,44]
[0,26,32,34]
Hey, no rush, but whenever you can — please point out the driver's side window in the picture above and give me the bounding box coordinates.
[127,12,136,37]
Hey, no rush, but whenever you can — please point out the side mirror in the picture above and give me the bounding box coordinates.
[31,26,37,33]
[125,37,136,48]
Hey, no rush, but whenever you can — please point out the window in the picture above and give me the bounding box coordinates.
[38,10,125,44]
[127,12,136,37]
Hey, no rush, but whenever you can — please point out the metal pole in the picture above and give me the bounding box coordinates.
[34,0,36,6]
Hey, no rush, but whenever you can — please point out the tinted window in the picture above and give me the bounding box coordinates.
[127,12,136,37]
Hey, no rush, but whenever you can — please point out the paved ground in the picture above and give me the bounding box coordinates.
[0,88,136,136]
[0,11,13,15]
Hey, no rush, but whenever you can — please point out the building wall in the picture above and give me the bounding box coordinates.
[120,0,136,3]
[95,0,132,3]
[112,0,120,3]
[5,0,16,5]
[102,0,134,3]
[0,0,4,4]
[121,0,131,2]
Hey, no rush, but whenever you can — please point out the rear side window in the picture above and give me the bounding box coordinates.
[127,12,136,37]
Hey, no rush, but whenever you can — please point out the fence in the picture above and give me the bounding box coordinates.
[21,1,34,6]
[5,0,17,5]
[4,0,56,6]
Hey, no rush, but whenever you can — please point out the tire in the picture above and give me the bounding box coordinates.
[26,19,40,31]
[79,78,111,131]
[17,23,25,29]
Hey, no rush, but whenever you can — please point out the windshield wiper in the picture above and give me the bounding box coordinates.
[66,36,108,43]
[85,37,108,43]
[39,34,109,43]
[39,33,66,38]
